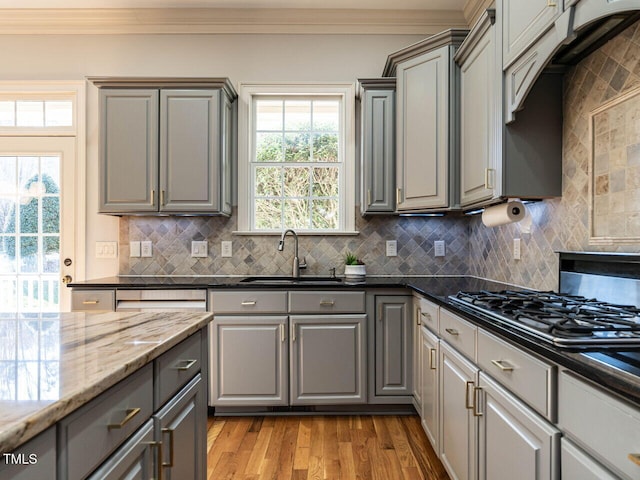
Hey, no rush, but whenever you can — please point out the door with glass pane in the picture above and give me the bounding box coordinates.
[0,137,76,312]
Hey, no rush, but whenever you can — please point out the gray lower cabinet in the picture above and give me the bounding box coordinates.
[210,315,288,406]
[0,427,56,480]
[420,325,439,454]
[375,295,412,396]
[87,420,156,480]
[290,314,366,405]
[358,78,396,214]
[155,374,206,480]
[439,340,478,480]
[561,438,619,480]
[412,297,422,411]
[96,79,236,215]
[477,372,559,480]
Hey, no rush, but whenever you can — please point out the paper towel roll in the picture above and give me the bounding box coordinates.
[481,201,526,227]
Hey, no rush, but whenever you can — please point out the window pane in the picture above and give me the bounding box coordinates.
[284,167,310,197]
[16,101,44,127]
[42,197,59,234]
[284,100,311,131]
[43,237,59,273]
[20,198,39,234]
[19,278,39,312]
[41,157,60,193]
[20,236,38,273]
[255,199,282,230]
[312,167,339,197]
[256,100,282,131]
[284,132,310,162]
[41,278,59,312]
[0,157,16,194]
[44,101,73,127]
[0,237,16,272]
[18,157,39,193]
[313,101,339,131]
[255,167,282,196]
[312,199,339,230]
[0,101,15,127]
[312,133,339,162]
[0,202,16,234]
[284,199,309,229]
[256,133,284,162]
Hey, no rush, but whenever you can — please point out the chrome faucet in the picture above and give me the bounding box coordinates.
[278,229,307,277]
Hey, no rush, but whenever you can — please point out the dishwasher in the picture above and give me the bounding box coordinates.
[115,289,207,312]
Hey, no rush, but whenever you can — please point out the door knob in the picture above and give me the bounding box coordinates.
[64,258,72,266]
[62,275,73,284]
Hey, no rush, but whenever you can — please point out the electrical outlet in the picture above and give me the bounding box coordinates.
[140,241,152,258]
[221,241,232,258]
[130,241,141,258]
[513,238,521,260]
[191,241,208,258]
[386,240,397,257]
[434,240,446,257]
[96,241,117,259]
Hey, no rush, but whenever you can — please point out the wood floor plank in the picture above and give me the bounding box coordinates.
[208,414,449,480]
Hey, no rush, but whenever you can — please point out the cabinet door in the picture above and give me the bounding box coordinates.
[375,295,412,396]
[412,297,422,410]
[87,420,156,480]
[361,88,395,213]
[290,314,366,404]
[220,92,234,215]
[99,89,158,213]
[459,19,498,207]
[561,438,619,480]
[501,0,561,68]
[0,427,56,480]
[210,315,288,406]
[421,326,439,454]
[155,375,206,480]
[440,341,478,480]
[396,46,450,210]
[478,372,559,480]
[160,90,221,213]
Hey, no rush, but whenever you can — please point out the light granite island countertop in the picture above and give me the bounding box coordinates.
[0,310,212,454]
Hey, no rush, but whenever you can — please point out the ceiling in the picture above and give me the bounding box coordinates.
[0,0,466,9]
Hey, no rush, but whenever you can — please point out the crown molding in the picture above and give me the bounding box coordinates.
[462,0,494,27]
[0,8,467,35]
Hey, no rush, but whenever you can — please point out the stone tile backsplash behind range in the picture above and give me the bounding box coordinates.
[119,209,470,277]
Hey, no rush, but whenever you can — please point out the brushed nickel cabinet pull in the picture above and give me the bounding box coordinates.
[378,304,383,321]
[547,0,557,6]
[82,300,99,305]
[161,428,175,467]
[320,300,335,306]
[241,300,257,306]
[491,359,514,372]
[465,381,474,409]
[429,348,437,370]
[445,328,459,336]
[484,168,495,190]
[416,307,422,326]
[151,189,155,206]
[473,386,483,417]
[396,187,402,205]
[629,453,640,466]
[367,189,372,206]
[173,359,197,371]
[160,190,165,206]
[108,407,141,430]
[280,323,286,342]
[146,441,162,480]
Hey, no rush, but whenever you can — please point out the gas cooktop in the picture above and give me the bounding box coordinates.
[449,289,640,347]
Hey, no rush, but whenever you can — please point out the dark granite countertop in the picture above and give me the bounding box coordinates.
[69,275,640,408]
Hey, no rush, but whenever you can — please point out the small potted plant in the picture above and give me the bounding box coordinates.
[344,252,366,282]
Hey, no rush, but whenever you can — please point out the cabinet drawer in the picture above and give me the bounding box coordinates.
[417,296,439,333]
[289,291,365,313]
[439,308,476,360]
[155,330,202,409]
[558,371,640,480]
[210,291,287,313]
[58,363,153,480]
[71,289,115,311]
[477,329,555,420]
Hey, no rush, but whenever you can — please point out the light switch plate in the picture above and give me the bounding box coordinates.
[140,241,152,258]
[129,241,141,258]
[191,241,208,258]
[386,240,397,257]
[513,238,521,260]
[434,240,446,257]
[221,241,232,258]
[96,241,117,259]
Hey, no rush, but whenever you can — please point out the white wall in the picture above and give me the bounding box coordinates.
[2,33,423,279]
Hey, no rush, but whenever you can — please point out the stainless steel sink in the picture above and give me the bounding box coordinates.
[239,276,342,285]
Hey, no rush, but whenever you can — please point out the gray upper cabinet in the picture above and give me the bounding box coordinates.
[501,0,562,69]
[384,30,467,212]
[375,295,412,397]
[94,78,236,215]
[358,78,396,214]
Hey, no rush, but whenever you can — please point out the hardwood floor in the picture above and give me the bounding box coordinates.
[207,415,449,480]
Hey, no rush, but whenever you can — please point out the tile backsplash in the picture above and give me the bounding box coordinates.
[119,20,640,289]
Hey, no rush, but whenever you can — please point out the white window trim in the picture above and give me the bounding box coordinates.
[236,82,356,234]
